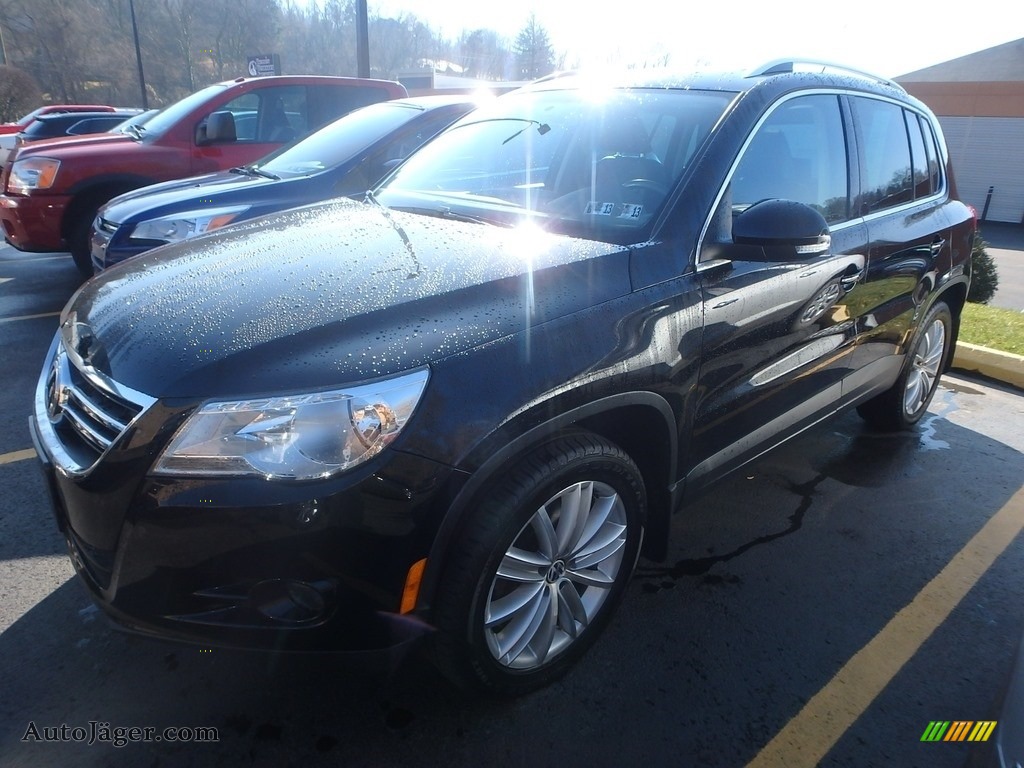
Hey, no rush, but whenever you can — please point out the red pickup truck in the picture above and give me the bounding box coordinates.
[0,75,406,274]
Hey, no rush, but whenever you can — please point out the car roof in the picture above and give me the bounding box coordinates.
[520,60,911,101]
[33,110,140,124]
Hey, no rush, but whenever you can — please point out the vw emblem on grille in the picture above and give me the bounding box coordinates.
[46,354,68,422]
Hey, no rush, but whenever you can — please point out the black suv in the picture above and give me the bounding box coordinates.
[31,61,975,695]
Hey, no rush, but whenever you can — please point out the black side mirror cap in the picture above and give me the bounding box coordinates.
[734,199,831,257]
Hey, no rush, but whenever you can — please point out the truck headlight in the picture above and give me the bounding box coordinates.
[130,205,250,243]
[152,369,429,480]
[7,156,60,193]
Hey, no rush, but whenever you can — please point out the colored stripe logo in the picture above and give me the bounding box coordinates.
[920,721,997,742]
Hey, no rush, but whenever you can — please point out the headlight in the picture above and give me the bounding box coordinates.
[7,156,60,193]
[152,369,429,480]
[129,205,249,243]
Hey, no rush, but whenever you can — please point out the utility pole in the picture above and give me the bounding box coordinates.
[0,20,8,67]
[356,0,369,78]
[129,0,149,108]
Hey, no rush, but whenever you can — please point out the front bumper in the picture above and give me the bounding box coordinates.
[90,218,153,273]
[0,192,69,252]
[30,406,461,654]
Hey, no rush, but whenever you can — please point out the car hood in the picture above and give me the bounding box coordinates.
[14,131,135,158]
[63,198,632,399]
[101,170,270,223]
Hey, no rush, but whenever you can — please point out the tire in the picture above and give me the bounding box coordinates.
[68,200,105,278]
[857,301,952,431]
[432,433,645,695]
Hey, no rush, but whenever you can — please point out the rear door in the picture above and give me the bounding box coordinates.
[841,96,956,399]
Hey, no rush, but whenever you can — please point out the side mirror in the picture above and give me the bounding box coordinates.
[734,199,831,258]
[198,111,237,145]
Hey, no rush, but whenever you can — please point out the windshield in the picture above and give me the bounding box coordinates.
[137,84,227,138]
[378,87,733,243]
[259,101,422,178]
[16,107,46,127]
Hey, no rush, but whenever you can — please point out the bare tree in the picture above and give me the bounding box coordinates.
[0,0,565,108]
[457,29,510,80]
[370,13,443,79]
[0,64,42,120]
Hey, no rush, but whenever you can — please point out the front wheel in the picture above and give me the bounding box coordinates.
[857,301,953,430]
[68,205,102,278]
[432,433,645,695]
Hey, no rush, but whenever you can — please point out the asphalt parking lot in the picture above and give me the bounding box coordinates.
[1,246,1022,767]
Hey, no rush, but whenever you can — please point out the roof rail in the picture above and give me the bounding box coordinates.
[748,59,906,92]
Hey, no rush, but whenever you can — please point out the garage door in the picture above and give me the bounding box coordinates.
[940,116,1024,223]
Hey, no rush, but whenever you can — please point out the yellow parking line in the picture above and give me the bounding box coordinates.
[0,311,61,324]
[747,484,1024,768]
[0,449,36,465]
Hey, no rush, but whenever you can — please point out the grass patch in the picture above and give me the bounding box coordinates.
[960,303,1024,356]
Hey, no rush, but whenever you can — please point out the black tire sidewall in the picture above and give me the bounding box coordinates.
[69,205,100,277]
[436,436,645,695]
[900,301,953,425]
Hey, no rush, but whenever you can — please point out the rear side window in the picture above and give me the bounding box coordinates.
[917,114,942,196]
[853,98,914,213]
[309,85,394,131]
[67,117,128,135]
[905,111,931,199]
[731,94,850,224]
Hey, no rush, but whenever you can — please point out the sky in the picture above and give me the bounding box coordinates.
[364,0,1021,78]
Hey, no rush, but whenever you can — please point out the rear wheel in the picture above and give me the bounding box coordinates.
[857,301,952,431]
[432,433,645,695]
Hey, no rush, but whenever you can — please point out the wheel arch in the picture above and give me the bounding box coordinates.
[60,174,156,240]
[936,279,967,371]
[417,391,679,614]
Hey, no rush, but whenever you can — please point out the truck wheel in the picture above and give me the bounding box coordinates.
[432,433,645,695]
[68,203,103,278]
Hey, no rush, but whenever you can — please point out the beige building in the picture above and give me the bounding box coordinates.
[897,38,1024,223]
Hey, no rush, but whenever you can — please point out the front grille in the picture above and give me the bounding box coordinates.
[37,336,155,475]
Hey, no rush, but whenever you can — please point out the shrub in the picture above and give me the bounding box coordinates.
[968,231,999,304]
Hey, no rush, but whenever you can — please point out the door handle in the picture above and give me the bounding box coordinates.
[840,265,864,291]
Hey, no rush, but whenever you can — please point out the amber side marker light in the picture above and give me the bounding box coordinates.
[400,558,427,614]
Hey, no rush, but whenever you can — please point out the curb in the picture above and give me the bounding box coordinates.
[952,342,1024,391]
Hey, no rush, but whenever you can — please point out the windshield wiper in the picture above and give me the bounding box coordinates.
[501,119,551,145]
[438,207,514,228]
[230,164,280,181]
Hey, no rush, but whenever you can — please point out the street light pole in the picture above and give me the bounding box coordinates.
[128,0,149,109]
[356,0,369,78]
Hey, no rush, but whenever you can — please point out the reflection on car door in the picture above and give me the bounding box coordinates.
[842,97,956,399]
[687,93,870,491]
